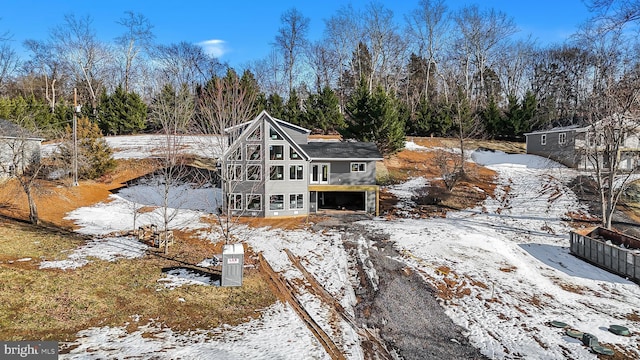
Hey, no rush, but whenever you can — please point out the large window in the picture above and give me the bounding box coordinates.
[247,126,261,141]
[270,165,284,180]
[269,127,283,140]
[269,194,284,210]
[246,194,262,211]
[351,162,366,173]
[289,194,304,209]
[247,144,261,160]
[227,164,242,180]
[227,147,241,161]
[229,193,242,210]
[246,165,261,181]
[289,165,304,180]
[559,132,567,145]
[290,147,301,160]
[270,145,284,160]
[540,134,546,145]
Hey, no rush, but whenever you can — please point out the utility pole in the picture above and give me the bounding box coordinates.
[72,88,80,187]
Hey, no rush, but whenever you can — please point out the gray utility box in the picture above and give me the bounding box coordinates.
[221,243,244,287]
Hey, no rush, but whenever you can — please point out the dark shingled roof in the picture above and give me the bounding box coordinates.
[299,141,383,160]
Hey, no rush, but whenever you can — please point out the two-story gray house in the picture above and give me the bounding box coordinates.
[524,119,640,170]
[221,111,382,218]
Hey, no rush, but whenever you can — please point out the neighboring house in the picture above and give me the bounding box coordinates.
[221,111,383,218]
[0,119,43,178]
[524,119,640,170]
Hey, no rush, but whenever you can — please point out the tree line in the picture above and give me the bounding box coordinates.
[0,1,639,156]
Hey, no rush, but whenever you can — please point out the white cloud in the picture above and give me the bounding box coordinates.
[198,39,228,58]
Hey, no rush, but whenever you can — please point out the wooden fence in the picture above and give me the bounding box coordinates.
[569,227,640,284]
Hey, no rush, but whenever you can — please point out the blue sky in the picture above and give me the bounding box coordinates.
[1,0,593,68]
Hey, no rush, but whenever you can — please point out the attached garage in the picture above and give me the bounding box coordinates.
[317,191,366,211]
[309,185,379,215]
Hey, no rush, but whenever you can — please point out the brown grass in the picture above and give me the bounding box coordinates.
[0,218,276,342]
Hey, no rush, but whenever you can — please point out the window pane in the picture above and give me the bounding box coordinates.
[290,147,300,159]
[247,145,261,160]
[247,165,261,181]
[270,127,283,140]
[270,166,284,180]
[247,195,261,210]
[270,194,284,210]
[270,145,284,160]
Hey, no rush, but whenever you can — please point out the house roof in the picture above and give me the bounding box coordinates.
[223,110,311,134]
[523,124,584,136]
[300,141,383,161]
[0,119,43,140]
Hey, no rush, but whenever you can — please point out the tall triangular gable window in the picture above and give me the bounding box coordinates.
[247,125,261,141]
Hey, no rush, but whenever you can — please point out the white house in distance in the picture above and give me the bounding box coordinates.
[221,111,383,218]
[524,116,640,170]
[0,119,43,178]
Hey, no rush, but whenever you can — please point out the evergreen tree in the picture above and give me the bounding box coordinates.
[283,89,304,126]
[303,86,345,133]
[57,117,116,180]
[264,93,285,119]
[97,85,147,135]
[343,78,405,156]
[482,95,503,138]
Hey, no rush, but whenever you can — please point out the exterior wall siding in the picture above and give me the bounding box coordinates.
[263,121,309,217]
[526,130,580,167]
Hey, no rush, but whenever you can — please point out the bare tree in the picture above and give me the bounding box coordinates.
[0,119,43,224]
[404,0,450,100]
[23,39,60,111]
[151,42,223,91]
[452,5,517,105]
[250,49,285,96]
[362,2,406,93]
[196,69,259,244]
[577,23,640,229]
[148,83,196,254]
[323,4,363,108]
[115,11,155,93]
[51,14,112,113]
[0,35,20,95]
[274,7,310,95]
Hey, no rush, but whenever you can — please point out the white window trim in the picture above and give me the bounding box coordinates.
[559,132,567,145]
[246,165,262,181]
[350,162,366,173]
[246,144,261,161]
[269,194,285,210]
[310,164,329,184]
[246,194,262,211]
[289,164,304,180]
[270,165,285,180]
[269,145,284,160]
[229,193,243,210]
[227,164,242,181]
[289,193,304,210]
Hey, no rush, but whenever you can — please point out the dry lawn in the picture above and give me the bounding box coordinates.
[0,218,275,342]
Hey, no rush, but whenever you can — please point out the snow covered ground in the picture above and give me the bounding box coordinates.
[49,140,639,359]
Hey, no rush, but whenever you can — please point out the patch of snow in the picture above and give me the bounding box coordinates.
[157,268,218,289]
[61,302,330,360]
[39,236,147,270]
